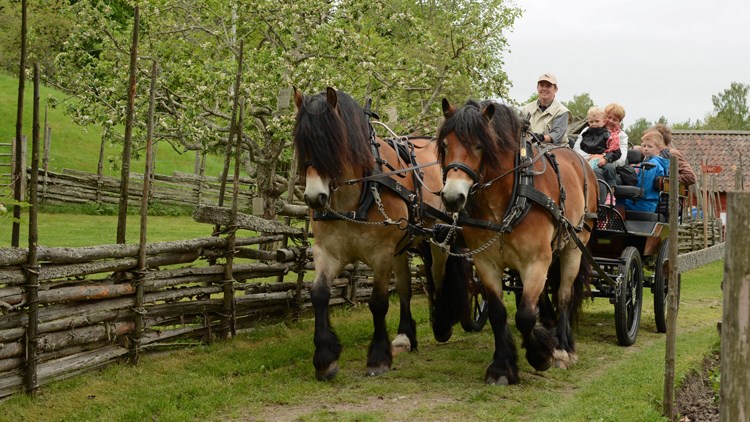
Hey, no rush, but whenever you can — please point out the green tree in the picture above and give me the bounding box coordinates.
[50,0,521,217]
[710,81,750,130]
[0,0,75,77]
[562,93,595,119]
[625,117,652,146]
[701,113,733,130]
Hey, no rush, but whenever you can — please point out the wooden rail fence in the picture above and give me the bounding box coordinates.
[0,204,426,398]
[29,168,257,209]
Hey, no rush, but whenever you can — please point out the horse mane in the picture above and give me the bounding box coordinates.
[293,89,373,179]
[437,100,521,170]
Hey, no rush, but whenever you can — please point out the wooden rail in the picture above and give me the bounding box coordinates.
[0,206,426,398]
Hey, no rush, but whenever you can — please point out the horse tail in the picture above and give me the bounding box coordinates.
[420,240,471,342]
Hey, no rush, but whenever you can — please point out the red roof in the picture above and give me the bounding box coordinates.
[671,130,750,192]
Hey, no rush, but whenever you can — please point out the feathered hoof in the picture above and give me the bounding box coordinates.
[484,364,519,386]
[391,334,412,356]
[366,363,390,377]
[527,351,552,372]
[315,362,339,381]
[552,349,578,369]
[485,375,510,386]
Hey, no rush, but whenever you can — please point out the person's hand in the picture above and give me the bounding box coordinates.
[531,133,545,143]
[598,157,608,168]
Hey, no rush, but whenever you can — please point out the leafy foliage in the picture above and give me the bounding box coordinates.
[562,92,595,119]
[0,0,75,77]
[710,81,750,130]
[48,0,521,217]
[624,117,651,146]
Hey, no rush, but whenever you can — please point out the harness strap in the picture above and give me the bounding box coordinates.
[313,178,376,221]
[567,222,618,287]
[443,162,480,184]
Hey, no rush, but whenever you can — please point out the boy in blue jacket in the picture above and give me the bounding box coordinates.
[625,131,670,212]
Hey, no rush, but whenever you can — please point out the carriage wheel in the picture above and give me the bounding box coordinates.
[653,239,681,333]
[460,271,488,332]
[614,246,643,346]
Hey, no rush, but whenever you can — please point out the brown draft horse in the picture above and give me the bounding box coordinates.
[293,87,468,380]
[437,99,599,385]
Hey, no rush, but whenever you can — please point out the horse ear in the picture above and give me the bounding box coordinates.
[293,86,303,110]
[442,98,455,118]
[326,87,338,109]
[483,103,496,121]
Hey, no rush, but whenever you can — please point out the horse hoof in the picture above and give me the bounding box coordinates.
[366,364,390,377]
[552,349,577,369]
[315,362,339,381]
[486,375,509,386]
[433,327,453,343]
[553,350,569,369]
[568,352,578,365]
[391,334,411,356]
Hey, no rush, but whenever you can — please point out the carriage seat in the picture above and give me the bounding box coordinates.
[614,149,644,186]
[612,185,643,200]
[625,210,666,222]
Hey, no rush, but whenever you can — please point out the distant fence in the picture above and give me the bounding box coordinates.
[30,168,257,209]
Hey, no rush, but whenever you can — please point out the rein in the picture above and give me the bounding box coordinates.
[342,160,439,186]
[472,142,561,192]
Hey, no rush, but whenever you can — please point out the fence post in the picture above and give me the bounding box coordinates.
[24,62,42,395]
[663,158,680,420]
[720,192,750,421]
[131,60,158,365]
[116,6,139,244]
[11,0,28,247]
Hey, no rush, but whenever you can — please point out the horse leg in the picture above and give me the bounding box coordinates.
[516,262,557,372]
[551,250,587,369]
[311,279,342,380]
[392,254,416,355]
[427,243,457,342]
[310,253,344,381]
[484,288,520,385]
[366,267,393,376]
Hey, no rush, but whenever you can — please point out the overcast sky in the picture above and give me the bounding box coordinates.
[503,0,750,126]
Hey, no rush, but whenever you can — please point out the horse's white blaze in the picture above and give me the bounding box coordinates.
[441,177,473,212]
[303,172,331,209]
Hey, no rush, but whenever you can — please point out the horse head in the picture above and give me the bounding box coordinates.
[292,87,373,210]
[438,99,496,213]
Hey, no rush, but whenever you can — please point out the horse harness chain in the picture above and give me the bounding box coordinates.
[437,137,597,258]
[314,115,448,254]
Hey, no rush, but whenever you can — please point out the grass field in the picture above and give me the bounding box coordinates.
[0,212,217,247]
[0,71,225,180]
[0,258,723,421]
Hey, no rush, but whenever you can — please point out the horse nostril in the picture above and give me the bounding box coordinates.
[318,193,328,206]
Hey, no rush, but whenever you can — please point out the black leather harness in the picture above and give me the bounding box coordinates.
[312,119,450,254]
[452,139,597,235]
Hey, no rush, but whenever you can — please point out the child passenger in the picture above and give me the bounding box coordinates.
[574,107,621,188]
[624,131,670,212]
